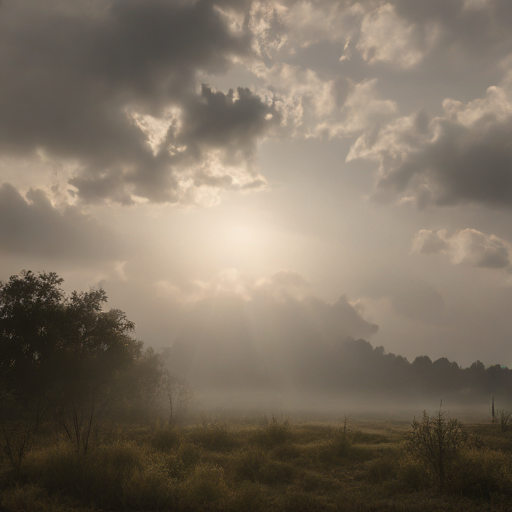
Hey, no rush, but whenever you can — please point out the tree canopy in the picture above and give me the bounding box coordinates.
[0,270,145,407]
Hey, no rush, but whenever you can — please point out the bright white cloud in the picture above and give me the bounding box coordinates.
[357,3,437,68]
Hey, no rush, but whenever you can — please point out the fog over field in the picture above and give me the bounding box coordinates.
[2,0,512,405]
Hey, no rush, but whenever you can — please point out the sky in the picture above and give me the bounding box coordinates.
[2,0,512,369]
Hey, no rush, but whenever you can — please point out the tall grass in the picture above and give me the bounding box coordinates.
[19,442,174,510]
[1,414,512,511]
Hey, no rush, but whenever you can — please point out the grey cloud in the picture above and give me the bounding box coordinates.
[166,270,378,388]
[383,116,512,207]
[347,72,512,208]
[0,183,120,262]
[412,228,511,269]
[177,85,279,166]
[0,0,278,204]
[362,275,446,324]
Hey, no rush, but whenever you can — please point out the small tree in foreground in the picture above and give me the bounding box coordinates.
[405,409,468,491]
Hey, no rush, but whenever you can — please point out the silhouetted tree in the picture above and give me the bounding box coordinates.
[0,270,159,457]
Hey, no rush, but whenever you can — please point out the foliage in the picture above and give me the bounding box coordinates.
[252,415,292,449]
[405,409,469,491]
[1,417,512,511]
[497,409,511,432]
[163,372,194,426]
[150,426,181,452]
[0,270,163,460]
[0,271,143,403]
[190,419,234,451]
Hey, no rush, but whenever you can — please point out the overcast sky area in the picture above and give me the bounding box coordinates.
[2,0,512,369]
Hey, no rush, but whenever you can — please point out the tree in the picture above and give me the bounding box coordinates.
[406,409,468,491]
[0,270,153,457]
[163,372,194,426]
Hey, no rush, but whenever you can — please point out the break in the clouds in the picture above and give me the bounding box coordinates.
[0,0,280,205]
[412,228,511,269]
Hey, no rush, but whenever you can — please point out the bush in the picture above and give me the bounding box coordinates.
[21,442,174,510]
[190,421,235,451]
[363,450,400,484]
[497,410,511,432]
[233,446,269,482]
[177,462,231,511]
[252,416,292,449]
[151,427,181,452]
[405,410,468,491]
[330,417,353,458]
[450,447,512,499]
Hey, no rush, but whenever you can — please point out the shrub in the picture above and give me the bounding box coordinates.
[497,410,511,432]
[177,441,203,470]
[21,441,174,510]
[330,416,352,458]
[177,462,231,511]
[397,453,430,492]
[450,447,512,499]
[0,484,58,512]
[363,450,400,484]
[232,446,269,482]
[230,481,266,512]
[252,416,292,449]
[151,427,181,452]
[405,410,468,491]
[190,421,234,451]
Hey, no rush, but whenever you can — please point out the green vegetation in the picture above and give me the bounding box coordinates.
[2,271,512,510]
[1,414,512,511]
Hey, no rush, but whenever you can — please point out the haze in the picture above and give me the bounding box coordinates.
[2,0,512,396]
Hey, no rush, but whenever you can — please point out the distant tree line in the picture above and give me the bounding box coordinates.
[298,337,512,403]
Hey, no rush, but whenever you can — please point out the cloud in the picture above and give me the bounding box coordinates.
[0,0,280,205]
[317,79,397,137]
[361,275,446,324]
[164,268,378,389]
[347,71,512,208]
[412,228,511,269]
[0,183,120,262]
[156,268,378,340]
[357,3,437,68]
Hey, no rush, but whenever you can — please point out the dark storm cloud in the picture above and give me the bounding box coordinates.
[0,183,119,262]
[0,0,276,203]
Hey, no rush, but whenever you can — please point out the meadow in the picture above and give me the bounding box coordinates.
[1,411,512,512]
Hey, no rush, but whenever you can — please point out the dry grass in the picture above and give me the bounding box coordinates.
[1,415,511,511]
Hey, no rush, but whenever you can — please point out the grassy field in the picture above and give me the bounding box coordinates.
[1,412,512,511]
